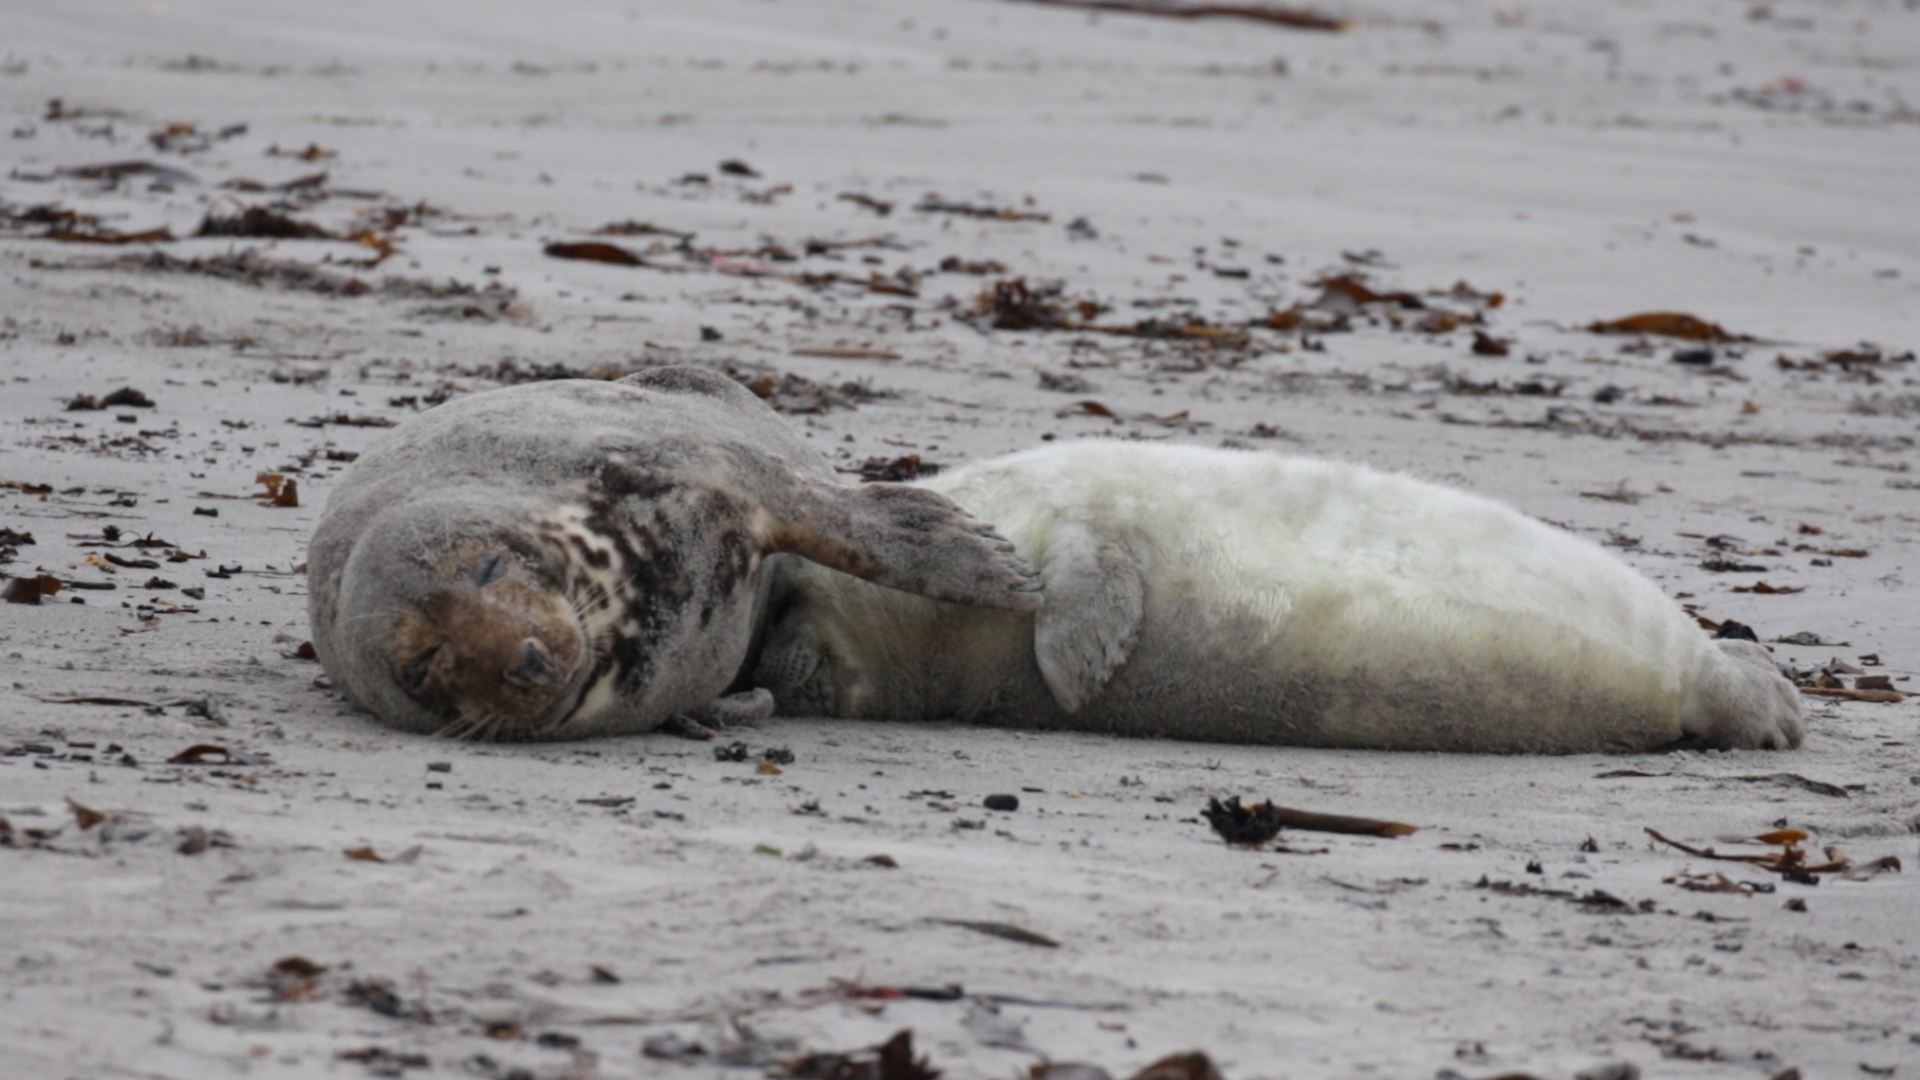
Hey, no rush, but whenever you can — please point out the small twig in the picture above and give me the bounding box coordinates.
[1259,806,1416,837]
[931,919,1059,948]
[1801,686,1906,703]
[1008,0,1350,32]
[1643,827,1778,865]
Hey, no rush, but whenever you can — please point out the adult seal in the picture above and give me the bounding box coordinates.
[752,441,1805,753]
[306,368,1042,740]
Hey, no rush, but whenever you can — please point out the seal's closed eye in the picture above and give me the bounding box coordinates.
[472,553,509,587]
[402,643,443,693]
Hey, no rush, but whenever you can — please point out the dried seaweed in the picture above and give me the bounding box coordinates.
[1645,826,1898,884]
[545,240,647,266]
[1587,312,1746,342]
[196,207,333,239]
[845,455,942,483]
[3,574,63,604]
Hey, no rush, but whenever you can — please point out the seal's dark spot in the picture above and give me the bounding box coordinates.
[598,460,676,502]
[1714,619,1759,642]
[566,532,611,570]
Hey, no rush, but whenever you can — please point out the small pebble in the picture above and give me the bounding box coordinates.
[983,794,1019,812]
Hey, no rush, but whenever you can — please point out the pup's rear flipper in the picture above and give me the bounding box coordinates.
[1679,639,1805,750]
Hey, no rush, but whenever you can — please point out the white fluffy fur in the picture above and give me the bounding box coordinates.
[754,442,1805,753]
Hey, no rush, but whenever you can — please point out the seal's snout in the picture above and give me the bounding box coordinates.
[507,639,566,689]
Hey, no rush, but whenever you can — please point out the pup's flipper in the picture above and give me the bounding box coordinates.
[1032,523,1145,713]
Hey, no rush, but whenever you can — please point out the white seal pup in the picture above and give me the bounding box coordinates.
[752,442,1805,753]
[306,368,1041,740]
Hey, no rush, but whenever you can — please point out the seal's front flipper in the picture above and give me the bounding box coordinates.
[661,688,776,739]
[658,714,721,741]
[691,687,776,725]
[766,482,1044,612]
[1033,523,1145,713]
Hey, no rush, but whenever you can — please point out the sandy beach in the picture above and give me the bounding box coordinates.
[2,2,1916,1077]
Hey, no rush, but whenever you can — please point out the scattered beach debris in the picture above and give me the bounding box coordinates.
[196,206,332,239]
[166,743,268,766]
[264,956,328,1000]
[838,192,895,216]
[343,977,433,1022]
[2,574,63,604]
[1586,312,1745,342]
[777,1028,939,1080]
[1777,345,1913,380]
[1645,827,1899,885]
[776,1024,1226,1080]
[1474,876,1647,913]
[915,198,1050,222]
[545,240,647,266]
[335,1046,431,1073]
[938,255,1010,276]
[932,919,1060,948]
[1202,797,1417,845]
[65,388,155,411]
[1787,654,1906,702]
[175,825,236,855]
[845,454,942,483]
[253,473,300,507]
[344,844,424,864]
[791,346,902,361]
[266,142,337,161]
[1009,0,1346,33]
[730,367,889,414]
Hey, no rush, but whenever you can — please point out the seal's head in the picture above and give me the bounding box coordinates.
[389,540,588,740]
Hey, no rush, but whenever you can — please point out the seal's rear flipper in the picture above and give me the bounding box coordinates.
[1032,524,1145,713]
[766,482,1044,612]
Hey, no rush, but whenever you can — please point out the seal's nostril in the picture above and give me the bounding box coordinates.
[507,639,562,688]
